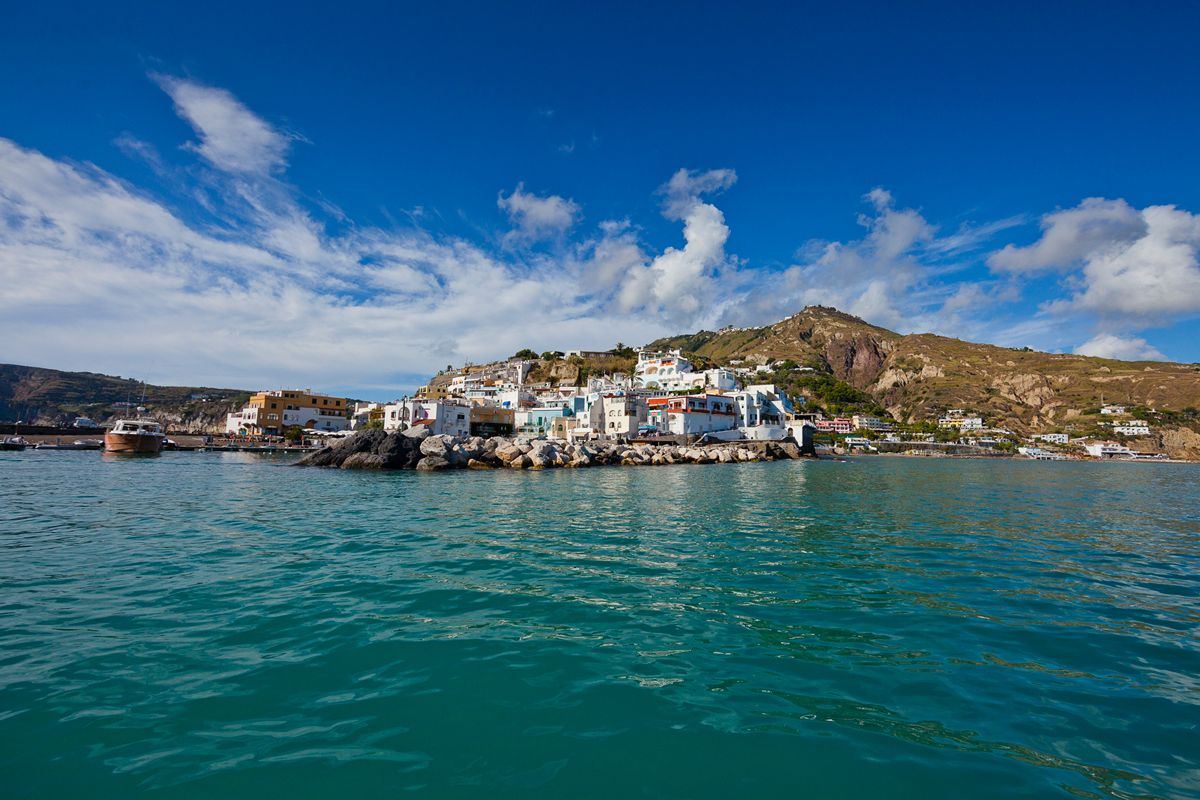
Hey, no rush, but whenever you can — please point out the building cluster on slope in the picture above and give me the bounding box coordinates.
[222,354,1169,460]
[226,348,806,445]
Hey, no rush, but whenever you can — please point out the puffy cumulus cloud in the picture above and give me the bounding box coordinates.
[989,198,1200,349]
[152,74,295,175]
[1075,333,1166,361]
[497,183,580,243]
[1054,204,1200,319]
[0,82,710,391]
[603,169,740,326]
[988,198,1147,274]
[726,188,992,334]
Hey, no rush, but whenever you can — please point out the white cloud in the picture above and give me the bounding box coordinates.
[497,183,580,243]
[153,74,294,175]
[0,86,696,391]
[1,75,1193,394]
[988,198,1146,274]
[727,188,979,333]
[1075,333,1166,361]
[604,169,740,326]
[1054,204,1200,319]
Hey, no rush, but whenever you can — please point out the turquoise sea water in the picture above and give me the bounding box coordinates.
[1,450,1198,798]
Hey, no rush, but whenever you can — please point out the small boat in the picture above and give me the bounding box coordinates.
[104,419,165,454]
[36,439,104,451]
[1,436,28,451]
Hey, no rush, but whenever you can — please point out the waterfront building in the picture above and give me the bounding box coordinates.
[469,405,515,437]
[404,398,472,437]
[646,394,738,436]
[225,389,349,435]
[515,406,573,437]
[585,392,648,440]
[1083,441,1134,459]
[730,385,793,428]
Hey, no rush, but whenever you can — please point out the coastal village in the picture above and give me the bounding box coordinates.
[213,345,1176,464]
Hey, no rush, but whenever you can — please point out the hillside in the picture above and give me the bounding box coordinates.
[648,306,1200,433]
[0,364,251,432]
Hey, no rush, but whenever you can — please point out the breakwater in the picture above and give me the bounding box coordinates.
[297,428,815,470]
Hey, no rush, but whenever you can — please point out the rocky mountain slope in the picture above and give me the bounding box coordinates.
[648,306,1200,432]
[0,364,250,432]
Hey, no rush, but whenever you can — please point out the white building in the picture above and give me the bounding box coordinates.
[1100,405,1127,415]
[938,412,984,431]
[852,414,895,433]
[635,349,738,392]
[1112,422,1151,436]
[403,398,472,438]
[584,392,648,440]
[1033,433,1068,445]
[1083,441,1134,459]
[730,385,793,428]
[646,394,739,436]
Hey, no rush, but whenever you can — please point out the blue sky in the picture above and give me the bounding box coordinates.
[2,2,1200,398]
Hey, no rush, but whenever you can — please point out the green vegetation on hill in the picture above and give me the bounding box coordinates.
[648,306,1200,432]
[0,363,250,430]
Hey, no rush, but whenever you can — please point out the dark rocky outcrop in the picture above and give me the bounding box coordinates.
[296,432,817,471]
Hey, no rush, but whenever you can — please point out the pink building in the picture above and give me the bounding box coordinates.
[814,417,854,434]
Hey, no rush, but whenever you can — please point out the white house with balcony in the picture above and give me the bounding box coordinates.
[635,349,738,392]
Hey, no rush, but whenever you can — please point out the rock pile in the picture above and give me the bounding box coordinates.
[296,428,814,471]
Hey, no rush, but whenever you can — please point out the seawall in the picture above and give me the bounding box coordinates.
[297,429,816,471]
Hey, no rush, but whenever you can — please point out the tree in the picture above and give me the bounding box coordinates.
[284,425,304,443]
[365,419,385,430]
[541,350,564,361]
[512,348,538,360]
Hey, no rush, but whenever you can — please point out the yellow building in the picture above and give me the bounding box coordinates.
[228,389,350,435]
[416,384,451,400]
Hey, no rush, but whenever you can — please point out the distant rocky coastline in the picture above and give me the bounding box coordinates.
[296,428,815,471]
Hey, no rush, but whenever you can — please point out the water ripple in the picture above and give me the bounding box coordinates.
[1,451,1198,798]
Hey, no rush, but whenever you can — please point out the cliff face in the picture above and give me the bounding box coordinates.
[648,306,1200,432]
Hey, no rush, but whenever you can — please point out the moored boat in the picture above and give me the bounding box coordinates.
[36,439,104,451]
[1,436,28,451]
[104,419,165,454]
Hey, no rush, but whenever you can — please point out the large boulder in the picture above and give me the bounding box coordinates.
[416,455,450,471]
[342,452,388,469]
[403,425,431,440]
[378,433,422,468]
[495,443,524,463]
[420,434,454,457]
[295,429,386,467]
